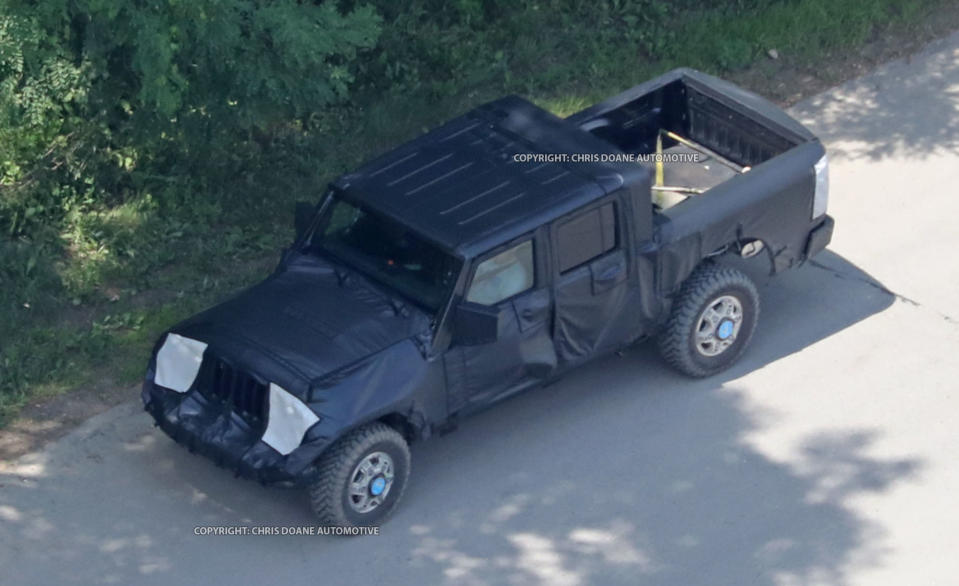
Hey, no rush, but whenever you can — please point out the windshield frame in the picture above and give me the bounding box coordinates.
[301,189,465,320]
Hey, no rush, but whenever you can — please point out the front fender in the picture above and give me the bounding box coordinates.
[303,339,446,447]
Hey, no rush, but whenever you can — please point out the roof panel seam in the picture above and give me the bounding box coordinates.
[385,153,454,186]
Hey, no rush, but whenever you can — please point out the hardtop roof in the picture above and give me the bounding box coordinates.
[333,96,647,256]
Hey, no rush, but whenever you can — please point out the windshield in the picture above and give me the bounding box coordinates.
[306,195,462,313]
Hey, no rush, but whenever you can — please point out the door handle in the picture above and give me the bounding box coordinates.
[596,264,624,281]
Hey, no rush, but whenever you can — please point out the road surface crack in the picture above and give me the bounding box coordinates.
[807,259,959,326]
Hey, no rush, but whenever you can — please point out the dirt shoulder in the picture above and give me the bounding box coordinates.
[0,380,134,461]
[728,7,959,107]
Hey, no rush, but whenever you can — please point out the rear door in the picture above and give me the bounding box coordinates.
[550,197,633,365]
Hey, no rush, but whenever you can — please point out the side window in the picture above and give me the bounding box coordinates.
[465,240,535,305]
[555,202,617,273]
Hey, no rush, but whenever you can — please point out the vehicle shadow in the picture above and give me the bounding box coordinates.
[391,250,911,585]
[0,250,916,586]
[708,249,895,383]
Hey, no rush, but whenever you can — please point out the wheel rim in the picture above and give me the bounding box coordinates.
[694,294,744,357]
[347,451,395,514]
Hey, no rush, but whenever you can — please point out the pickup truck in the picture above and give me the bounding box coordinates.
[142,68,834,528]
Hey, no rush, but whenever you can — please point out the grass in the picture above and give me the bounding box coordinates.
[1,0,957,425]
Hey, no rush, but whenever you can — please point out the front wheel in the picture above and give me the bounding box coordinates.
[658,262,759,377]
[309,422,411,528]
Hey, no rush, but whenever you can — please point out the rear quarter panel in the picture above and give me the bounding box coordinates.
[655,140,826,295]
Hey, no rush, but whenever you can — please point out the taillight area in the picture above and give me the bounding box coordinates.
[813,154,829,219]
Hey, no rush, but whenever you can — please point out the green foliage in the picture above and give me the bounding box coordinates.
[0,0,382,423]
[0,0,381,239]
[0,13,91,237]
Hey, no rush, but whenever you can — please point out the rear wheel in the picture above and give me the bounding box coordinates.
[658,262,759,377]
[309,422,411,528]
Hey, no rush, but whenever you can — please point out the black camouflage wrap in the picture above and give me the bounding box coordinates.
[142,68,833,485]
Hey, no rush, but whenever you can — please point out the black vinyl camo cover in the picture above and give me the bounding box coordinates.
[143,68,832,484]
[142,252,447,484]
[566,67,830,294]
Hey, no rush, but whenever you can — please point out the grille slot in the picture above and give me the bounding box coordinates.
[201,357,270,429]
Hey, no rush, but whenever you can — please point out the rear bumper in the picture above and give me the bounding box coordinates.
[142,378,332,486]
[804,214,835,260]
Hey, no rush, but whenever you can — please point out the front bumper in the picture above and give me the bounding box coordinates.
[142,378,332,486]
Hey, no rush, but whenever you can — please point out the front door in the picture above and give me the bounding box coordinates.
[443,234,557,413]
[551,198,632,365]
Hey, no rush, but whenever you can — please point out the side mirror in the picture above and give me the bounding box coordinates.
[294,201,315,241]
[451,301,504,346]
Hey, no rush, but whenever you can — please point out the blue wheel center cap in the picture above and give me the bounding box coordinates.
[370,477,386,496]
[717,320,734,340]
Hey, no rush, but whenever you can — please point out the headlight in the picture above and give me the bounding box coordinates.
[155,333,207,393]
[813,154,829,219]
[261,383,320,455]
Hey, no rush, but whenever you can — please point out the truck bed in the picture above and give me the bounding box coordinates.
[568,68,813,167]
[637,142,738,209]
[567,68,829,295]
[567,68,817,212]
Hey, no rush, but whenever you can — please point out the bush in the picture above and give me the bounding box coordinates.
[0,1,381,240]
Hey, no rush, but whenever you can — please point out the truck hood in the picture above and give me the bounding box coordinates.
[166,252,432,394]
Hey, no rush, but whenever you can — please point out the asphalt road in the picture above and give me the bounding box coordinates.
[3,33,959,586]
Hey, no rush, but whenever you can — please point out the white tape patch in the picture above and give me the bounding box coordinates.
[261,383,320,455]
[154,333,207,393]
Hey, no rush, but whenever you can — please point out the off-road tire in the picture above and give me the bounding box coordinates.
[658,262,759,377]
[309,422,411,529]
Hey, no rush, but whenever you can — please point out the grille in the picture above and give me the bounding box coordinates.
[200,356,270,429]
